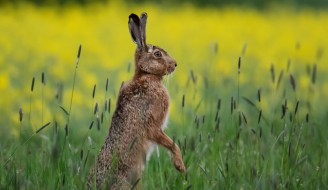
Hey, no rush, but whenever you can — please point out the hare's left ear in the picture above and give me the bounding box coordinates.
[129,14,142,47]
[128,13,148,51]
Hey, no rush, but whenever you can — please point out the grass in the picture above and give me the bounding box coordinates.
[0,3,328,190]
[0,42,326,190]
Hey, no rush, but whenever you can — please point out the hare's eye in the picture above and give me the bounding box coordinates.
[154,51,162,58]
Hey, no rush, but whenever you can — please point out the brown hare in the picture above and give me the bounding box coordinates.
[87,12,185,189]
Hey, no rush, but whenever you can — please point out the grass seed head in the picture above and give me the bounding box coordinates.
[242,112,247,124]
[215,117,220,132]
[36,121,51,133]
[306,113,309,123]
[276,69,284,90]
[105,99,107,111]
[55,121,58,134]
[260,127,262,138]
[238,112,242,126]
[89,120,94,130]
[238,56,241,74]
[197,118,199,129]
[285,99,288,110]
[199,132,202,143]
[215,110,219,122]
[65,124,68,136]
[258,89,261,102]
[120,81,124,89]
[19,107,23,122]
[97,118,100,131]
[195,113,198,123]
[270,63,275,83]
[42,72,45,85]
[31,77,35,92]
[258,109,262,123]
[182,94,185,107]
[106,77,109,91]
[94,101,98,115]
[251,129,256,134]
[55,83,59,99]
[295,100,299,114]
[288,142,291,157]
[290,112,292,122]
[101,112,104,124]
[217,98,221,110]
[76,44,82,68]
[92,84,96,98]
[290,74,296,91]
[281,104,286,119]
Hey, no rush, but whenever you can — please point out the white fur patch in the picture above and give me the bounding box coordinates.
[146,141,156,161]
[162,111,169,131]
[140,141,157,171]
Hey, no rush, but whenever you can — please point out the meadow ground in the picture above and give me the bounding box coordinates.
[0,2,328,189]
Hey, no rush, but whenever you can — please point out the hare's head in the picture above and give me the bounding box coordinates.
[129,13,177,77]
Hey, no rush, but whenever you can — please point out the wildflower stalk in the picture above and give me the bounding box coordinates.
[28,77,35,131]
[238,57,241,108]
[68,45,82,124]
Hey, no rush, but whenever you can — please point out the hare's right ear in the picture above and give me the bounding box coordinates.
[128,14,142,48]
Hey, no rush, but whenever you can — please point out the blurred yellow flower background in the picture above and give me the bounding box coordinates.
[0,2,327,134]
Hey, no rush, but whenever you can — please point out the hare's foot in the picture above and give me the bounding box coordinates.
[149,129,185,173]
[171,149,185,173]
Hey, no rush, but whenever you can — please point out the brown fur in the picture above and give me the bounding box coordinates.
[87,12,185,189]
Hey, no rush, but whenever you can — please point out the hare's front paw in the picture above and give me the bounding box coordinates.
[171,151,185,173]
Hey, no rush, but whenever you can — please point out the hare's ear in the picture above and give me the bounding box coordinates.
[140,12,148,50]
[128,14,142,48]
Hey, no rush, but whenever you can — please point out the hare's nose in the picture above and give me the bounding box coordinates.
[175,63,177,67]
